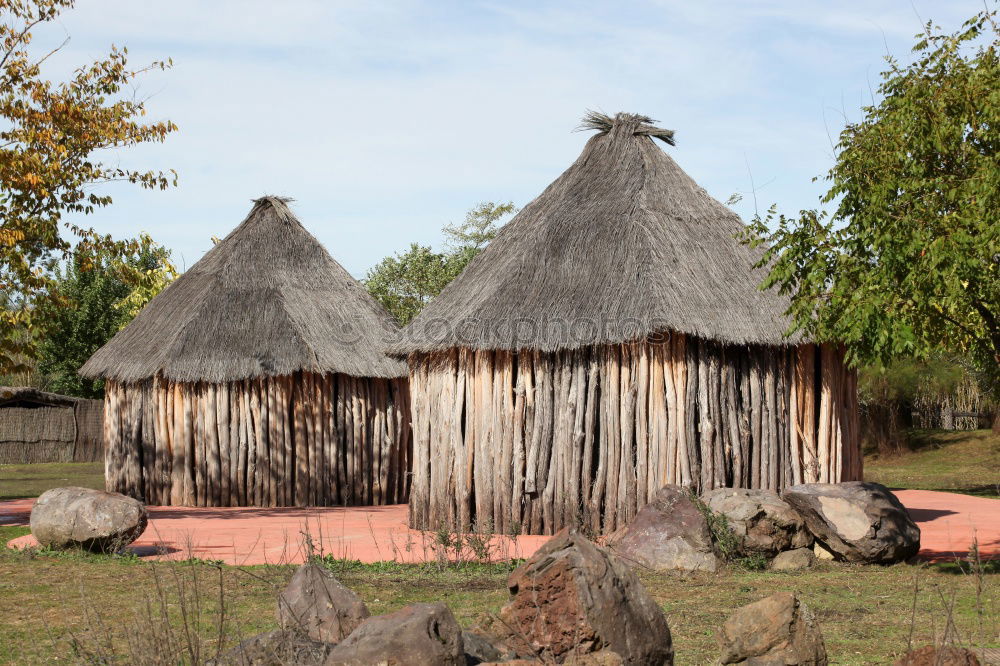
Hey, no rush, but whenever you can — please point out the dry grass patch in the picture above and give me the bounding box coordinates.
[865,429,1000,497]
[0,542,996,665]
[0,462,104,501]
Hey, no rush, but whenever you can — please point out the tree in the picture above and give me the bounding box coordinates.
[743,9,1000,408]
[366,201,517,324]
[35,233,176,398]
[1,0,177,373]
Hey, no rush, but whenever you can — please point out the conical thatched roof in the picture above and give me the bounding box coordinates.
[82,197,406,382]
[394,112,796,355]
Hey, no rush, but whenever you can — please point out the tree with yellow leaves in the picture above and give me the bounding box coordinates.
[1,0,177,373]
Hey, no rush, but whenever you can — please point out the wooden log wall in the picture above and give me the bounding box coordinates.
[103,372,411,507]
[408,337,861,535]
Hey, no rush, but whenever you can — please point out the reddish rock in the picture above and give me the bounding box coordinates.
[277,563,369,644]
[609,484,719,572]
[493,529,672,664]
[894,645,981,666]
[718,592,827,665]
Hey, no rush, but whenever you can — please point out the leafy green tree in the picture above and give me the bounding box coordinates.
[35,233,175,398]
[367,201,517,324]
[743,10,1000,405]
[1,0,177,373]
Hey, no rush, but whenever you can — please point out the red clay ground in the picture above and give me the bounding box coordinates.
[3,489,997,565]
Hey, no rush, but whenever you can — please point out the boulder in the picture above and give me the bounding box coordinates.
[464,631,513,665]
[702,488,812,556]
[491,529,672,665]
[609,484,720,572]
[277,563,369,643]
[718,592,827,665]
[211,629,334,666]
[324,602,464,666]
[781,482,920,563]
[30,486,147,552]
[893,645,982,666]
[770,548,815,572]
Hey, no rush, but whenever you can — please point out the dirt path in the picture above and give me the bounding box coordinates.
[3,489,996,565]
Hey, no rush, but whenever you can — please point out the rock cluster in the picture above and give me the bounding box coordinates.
[218,479,921,664]
[224,530,673,665]
[607,481,919,572]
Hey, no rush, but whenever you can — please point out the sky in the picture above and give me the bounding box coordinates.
[36,0,983,277]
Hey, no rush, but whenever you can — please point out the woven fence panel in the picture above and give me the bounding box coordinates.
[0,440,73,463]
[73,399,104,462]
[0,406,76,463]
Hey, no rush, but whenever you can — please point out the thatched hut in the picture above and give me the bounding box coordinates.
[81,197,410,507]
[395,112,861,535]
[0,387,103,463]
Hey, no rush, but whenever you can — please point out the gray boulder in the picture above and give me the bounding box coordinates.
[770,547,815,572]
[609,484,720,572]
[324,602,464,666]
[718,592,827,665]
[488,529,673,665]
[781,482,920,563]
[277,563,369,643]
[463,631,512,665]
[702,488,812,557]
[30,486,147,552]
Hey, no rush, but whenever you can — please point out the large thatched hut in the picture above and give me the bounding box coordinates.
[81,197,410,507]
[395,112,861,535]
[0,387,103,463]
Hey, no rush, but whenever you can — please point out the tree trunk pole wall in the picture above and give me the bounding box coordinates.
[407,337,861,535]
[103,373,411,507]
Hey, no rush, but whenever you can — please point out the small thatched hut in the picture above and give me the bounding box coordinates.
[0,387,103,463]
[395,112,861,535]
[81,197,410,507]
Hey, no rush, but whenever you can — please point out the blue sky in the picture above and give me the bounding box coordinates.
[39,0,982,277]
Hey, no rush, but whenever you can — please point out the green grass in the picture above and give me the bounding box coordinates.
[864,429,1000,498]
[0,462,104,501]
[0,545,995,665]
[0,432,996,663]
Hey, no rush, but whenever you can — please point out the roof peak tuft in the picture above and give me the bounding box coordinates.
[578,110,676,146]
[393,110,796,355]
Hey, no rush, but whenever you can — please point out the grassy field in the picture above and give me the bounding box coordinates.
[0,431,997,663]
[0,462,104,501]
[0,529,996,665]
[864,429,1000,498]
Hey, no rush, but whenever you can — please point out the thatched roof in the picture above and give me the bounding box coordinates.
[0,387,82,408]
[81,197,406,382]
[394,112,796,355]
